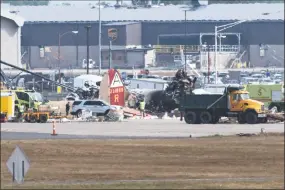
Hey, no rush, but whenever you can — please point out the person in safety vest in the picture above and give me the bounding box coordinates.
[139,99,145,118]
[18,105,25,119]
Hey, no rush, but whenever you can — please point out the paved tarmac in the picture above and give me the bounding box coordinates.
[1,119,284,140]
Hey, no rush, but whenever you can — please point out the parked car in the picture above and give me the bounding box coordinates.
[251,73,265,79]
[241,77,259,85]
[71,99,114,117]
[258,78,275,84]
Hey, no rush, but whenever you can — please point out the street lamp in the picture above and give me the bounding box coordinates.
[213,10,283,84]
[85,25,91,74]
[91,0,102,75]
[214,19,247,84]
[184,10,187,72]
[98,0,102,75]
[58,30,78,83]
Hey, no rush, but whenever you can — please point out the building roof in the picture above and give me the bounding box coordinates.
[103,21,139,26]
[1,10,25,26]
[2,3,284,22]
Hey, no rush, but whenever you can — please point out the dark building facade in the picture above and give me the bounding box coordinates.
[22,20,284,46]
[21,20,284,69]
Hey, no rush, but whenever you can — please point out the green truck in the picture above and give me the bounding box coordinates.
[244,84,284,112]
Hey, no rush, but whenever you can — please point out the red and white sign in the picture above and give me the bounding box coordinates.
[108,69,125,106]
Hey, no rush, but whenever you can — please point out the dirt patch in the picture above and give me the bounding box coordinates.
[1,135,284,189]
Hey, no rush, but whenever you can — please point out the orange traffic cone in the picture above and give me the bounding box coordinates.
[51,120,57,136]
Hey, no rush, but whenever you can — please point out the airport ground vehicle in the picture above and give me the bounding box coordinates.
[0,91,55,123]
[23,111,50,123]
[0,92,15,121]
[1,89,47,116]
[71,100,113,118]
[179,85,267,124]
[244,84,284,112]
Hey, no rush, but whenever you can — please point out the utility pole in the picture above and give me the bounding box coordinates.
[207,43,210,84]
[85,25,91,74]
[58,33,61,83]
[98,0,102,75]
[184,10,187,72]
[109,40,112,69]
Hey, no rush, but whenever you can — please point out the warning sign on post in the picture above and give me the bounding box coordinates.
[110,72,123,88]
[108,69,125,106]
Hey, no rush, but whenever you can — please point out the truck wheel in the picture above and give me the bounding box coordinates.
[76,110,82,118]
[39,114,48,123]
[30,115,37,123]
[200,111,212,124]
[184,111,196,124]
[245,111,258,124]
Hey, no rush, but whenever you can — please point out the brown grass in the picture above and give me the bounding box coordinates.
[1,135,284,189]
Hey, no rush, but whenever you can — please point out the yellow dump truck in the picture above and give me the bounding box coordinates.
[0,92,15,121]
[180,85,267,124]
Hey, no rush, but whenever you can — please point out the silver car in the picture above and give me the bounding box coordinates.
[71,99,113,117]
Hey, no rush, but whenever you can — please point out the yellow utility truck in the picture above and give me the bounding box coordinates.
[1,89,46,115]
[0,92,15,121]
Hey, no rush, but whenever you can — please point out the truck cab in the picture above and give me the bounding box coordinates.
[229,90,266,123]
[230,90,264,113]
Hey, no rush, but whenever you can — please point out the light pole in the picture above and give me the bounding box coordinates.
[91,1,102,75]
[213,10,283,84]
[85,25,91,74]
[184,10,187,72]
[98,0,102,75]
[214,19,249,84]
[58,30,78,84]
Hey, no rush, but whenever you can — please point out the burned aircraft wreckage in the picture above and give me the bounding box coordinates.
[1,60,196,113]
[141,69,197,113]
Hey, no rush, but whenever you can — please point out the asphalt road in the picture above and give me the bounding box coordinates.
[1,119,284,140]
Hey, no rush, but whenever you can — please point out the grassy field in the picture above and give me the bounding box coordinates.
[1,134,284,189]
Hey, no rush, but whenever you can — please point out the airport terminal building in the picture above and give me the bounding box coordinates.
[4,3,284,70]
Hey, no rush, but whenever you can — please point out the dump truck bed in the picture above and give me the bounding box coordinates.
[179,94,228,111]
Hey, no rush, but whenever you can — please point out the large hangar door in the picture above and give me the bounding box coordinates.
[126,51,144,69]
